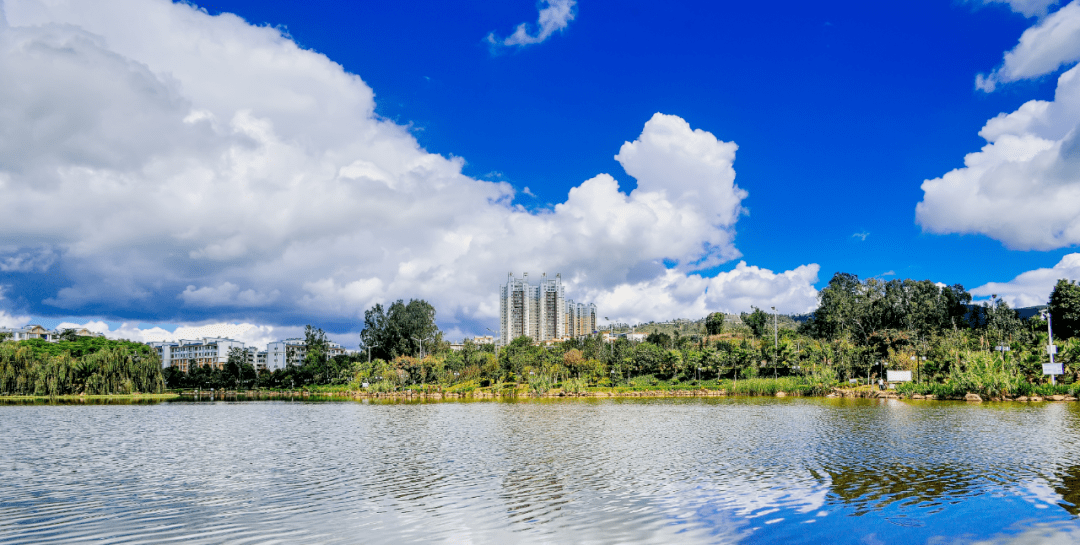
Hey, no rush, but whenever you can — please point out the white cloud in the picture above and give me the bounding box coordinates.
[0,246,56,272]
[0,0,819,336]
[487,0,576,49]
[587,262,821,324]
[970,253,1080,307]
[982,0,1061,18]
[852,232,869,241]
[920,2,1080,248]
[179,282,280,307]
[917,63,1080,249]
[976,1,1080,91]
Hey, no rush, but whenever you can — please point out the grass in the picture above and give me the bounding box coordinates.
[0,393,181,401]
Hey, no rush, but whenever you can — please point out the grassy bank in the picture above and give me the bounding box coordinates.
[0,393,181,402]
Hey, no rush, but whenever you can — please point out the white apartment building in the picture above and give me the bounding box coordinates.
[499,272,595,346]
[151,337,245,372]
[149,336,347,372]
[264,339,347,371]
[245,347,268,370]
[148,341,177,368]
[565,300,598,338]
[266,338,306,371]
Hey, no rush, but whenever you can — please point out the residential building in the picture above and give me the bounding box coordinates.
[0,325,103,342]
[499,272,594,346]
[1,325,58,342]
[266,338,305,371]
[565,300,597,338]
[148,341,178,368]
[245,347,268,370]
[164,337,246,372]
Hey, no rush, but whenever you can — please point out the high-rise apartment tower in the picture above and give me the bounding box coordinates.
[499,273,595,345]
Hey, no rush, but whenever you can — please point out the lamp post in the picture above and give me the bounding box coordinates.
[412,336,424,360]
[1042,310,1059,385]
[486,328,500,360]
[366,343,378,364]
[771,306,778,379]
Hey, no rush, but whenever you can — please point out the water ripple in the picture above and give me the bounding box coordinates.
[4,398,1080,543]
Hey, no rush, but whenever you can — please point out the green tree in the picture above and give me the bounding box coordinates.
[1049,279,1080,340]
[58,329,81,342]
[361,299,442,360]
[644,331,671,348]
[705,312,725,336]
[225,346,257,390]
[302,325,331,383]
[741,307,770,338]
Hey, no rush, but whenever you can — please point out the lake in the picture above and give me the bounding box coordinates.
[3,397,1080,544]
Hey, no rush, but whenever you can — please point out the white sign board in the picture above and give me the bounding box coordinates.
[1048,345,1059,355]
[887,370,912,382]
[1043,364,1063,376]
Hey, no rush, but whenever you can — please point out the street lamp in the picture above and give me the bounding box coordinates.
[910,355,927,383]
[771,306,778,379]
[366,343,378,364]
[412,336,424,360]
[1041,310,1059,385]
[486,328,500,360]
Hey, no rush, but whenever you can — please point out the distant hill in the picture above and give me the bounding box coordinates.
[1016,305,1047,320]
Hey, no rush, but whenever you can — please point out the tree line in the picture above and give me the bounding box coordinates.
[0,337,165,396]
[7,275,1080,398]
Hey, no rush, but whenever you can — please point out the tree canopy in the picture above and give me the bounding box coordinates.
[1050,279,1080,340]
[741,307,769,338]
[705,312,725,335]
[360,299,442,361]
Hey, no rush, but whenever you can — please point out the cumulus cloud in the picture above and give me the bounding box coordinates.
[487,0,576,50]
[971,253,1080,306]
[981,0,1061,18]
[586,262,821,324]
[0,0,818,336]
[917,14,1080,249]
[976,1,1080,91]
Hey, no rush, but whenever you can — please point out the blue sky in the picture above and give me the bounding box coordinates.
[2,0,1080,346]
[187,0,1072,283]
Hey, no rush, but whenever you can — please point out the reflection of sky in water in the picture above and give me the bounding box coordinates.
[4,398,1080,543]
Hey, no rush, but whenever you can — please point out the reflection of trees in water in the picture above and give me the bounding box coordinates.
[498,459,569,526]
[1053,466,1080,516]
[496,414,570,527]
[824,463,978,516]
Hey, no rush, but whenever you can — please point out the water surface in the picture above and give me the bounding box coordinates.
[3,397,1080,543]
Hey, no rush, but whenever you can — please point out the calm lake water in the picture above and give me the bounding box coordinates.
[4,397,1080,544]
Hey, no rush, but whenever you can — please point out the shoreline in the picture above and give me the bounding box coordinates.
[3,389,1077,403]
[171,387,1080,403]
[0,393,181,401]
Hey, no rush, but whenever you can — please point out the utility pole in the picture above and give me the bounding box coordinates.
[366,343,378,364]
